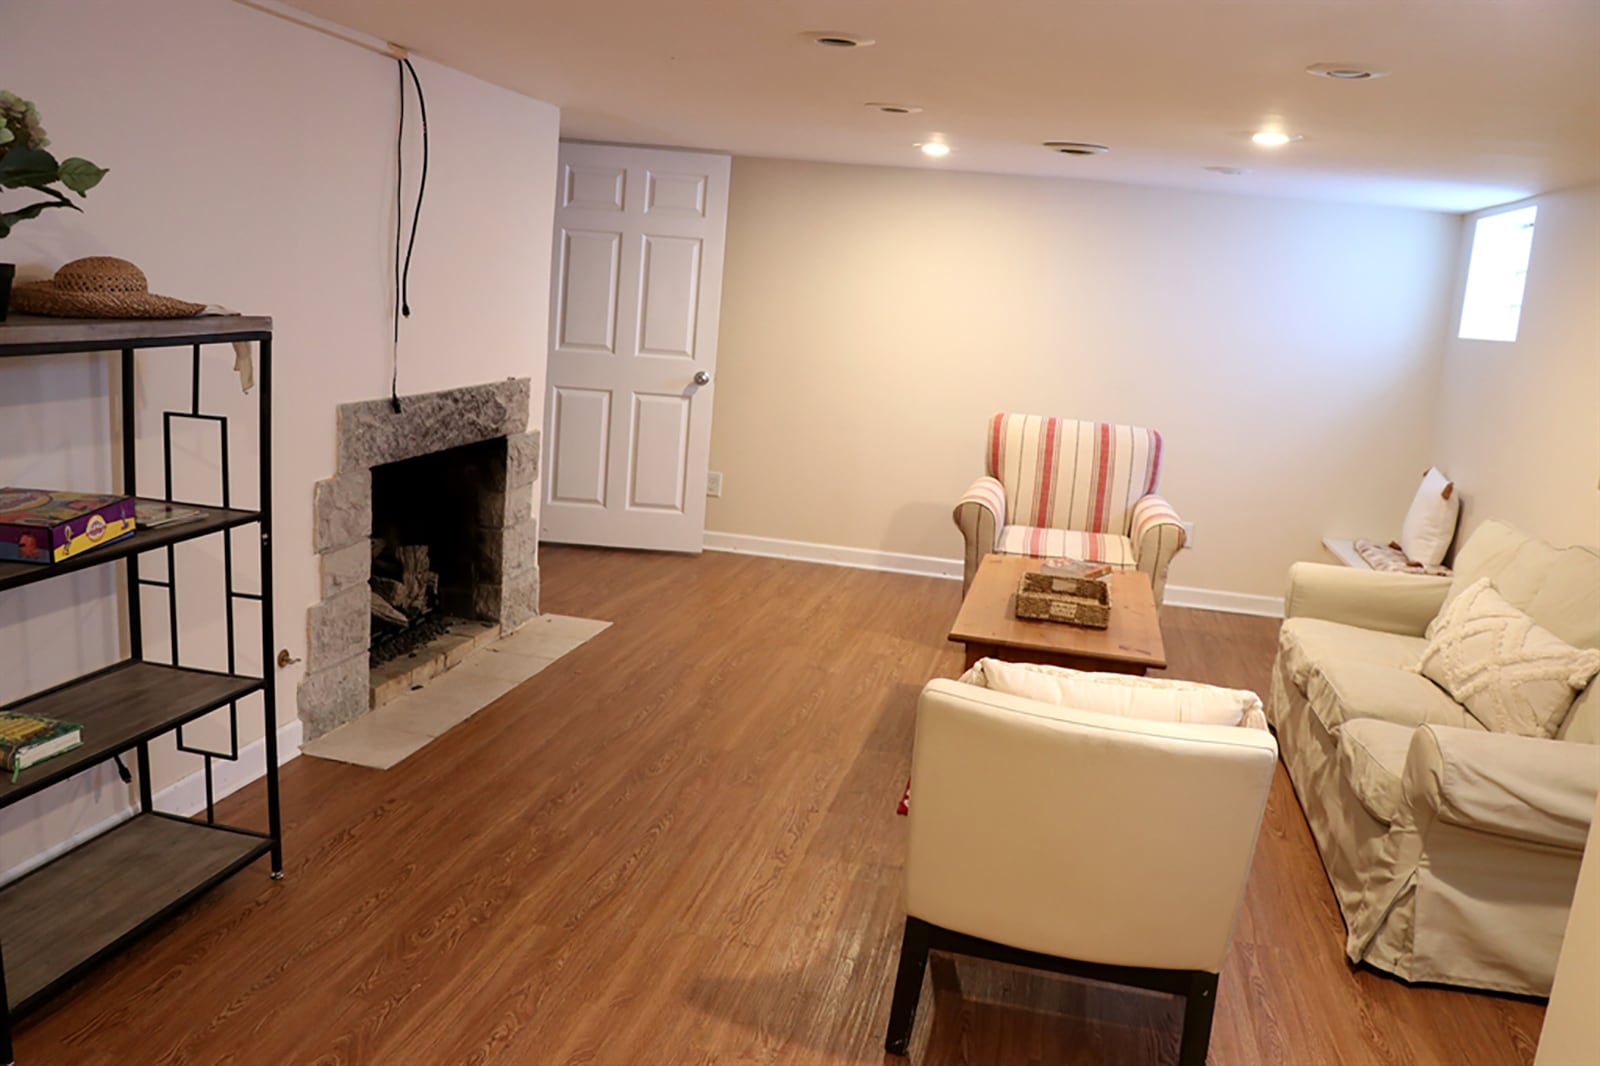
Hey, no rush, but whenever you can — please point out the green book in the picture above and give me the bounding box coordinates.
[0,711,83,782]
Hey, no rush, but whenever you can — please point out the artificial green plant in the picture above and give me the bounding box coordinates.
[0,91,108,239]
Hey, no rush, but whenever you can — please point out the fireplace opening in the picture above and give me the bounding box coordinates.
[368,437,507,674]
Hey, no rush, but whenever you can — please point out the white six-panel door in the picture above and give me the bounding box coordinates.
[541,143,730,552]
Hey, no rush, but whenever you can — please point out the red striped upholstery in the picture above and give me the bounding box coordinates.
[994,527,1138,569]
[986,414,1163,536]
[956,476,1006,527]
[1130,494,1185,548]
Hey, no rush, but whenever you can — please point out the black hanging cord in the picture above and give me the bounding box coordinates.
[390,57,430,413]
[391,60,405,412]
[401,58,429,318]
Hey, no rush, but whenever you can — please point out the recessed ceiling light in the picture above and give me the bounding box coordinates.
[1251,131,1301,147]
[1305,63,1390,80]
[866,102,923,115]
[807,32,875,48]
[1042,141,1109,156]
[917,141,951,158]
[1204,165,1249,176]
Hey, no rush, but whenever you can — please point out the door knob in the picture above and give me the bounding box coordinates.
[692,370,712,386]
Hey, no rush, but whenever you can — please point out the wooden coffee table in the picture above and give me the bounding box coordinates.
[949,554,1167,674]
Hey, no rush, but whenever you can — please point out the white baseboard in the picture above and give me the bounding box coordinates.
[704,531,964,580]
[1163,585,1285,618]
[0,719,303,887]
[159,718,304,819]
[703,531,1286,617]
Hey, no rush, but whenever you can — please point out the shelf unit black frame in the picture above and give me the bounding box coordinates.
[0,316,282,1065]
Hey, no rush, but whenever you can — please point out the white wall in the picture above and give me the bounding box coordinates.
[1536,794,1600,1065]
[1434,183,1600,549]
[0,0,558,878]
[706,158,1459,599]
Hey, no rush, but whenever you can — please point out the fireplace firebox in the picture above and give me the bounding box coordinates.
[368,437,507,667]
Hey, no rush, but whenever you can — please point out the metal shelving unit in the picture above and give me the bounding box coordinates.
[0,314,281,1065]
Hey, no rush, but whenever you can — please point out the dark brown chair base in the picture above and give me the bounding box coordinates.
[884,916,1220,1065]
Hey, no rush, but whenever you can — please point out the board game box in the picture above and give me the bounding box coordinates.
[0,487,137,564]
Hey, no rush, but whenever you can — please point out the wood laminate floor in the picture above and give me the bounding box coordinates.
[13,548,1546,1065]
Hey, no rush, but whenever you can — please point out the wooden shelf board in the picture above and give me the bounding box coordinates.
[0,314,272,356]
[0,500,260,593]
[0,661,263,806]
[0,813,272,1012]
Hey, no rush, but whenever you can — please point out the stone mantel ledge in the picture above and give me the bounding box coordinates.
[337,379,531,474]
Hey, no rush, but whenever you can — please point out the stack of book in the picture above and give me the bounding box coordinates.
[0,711,82,782]
[135,499,206,530]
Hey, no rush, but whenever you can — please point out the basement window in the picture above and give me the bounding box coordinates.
[1457,205,1537,342]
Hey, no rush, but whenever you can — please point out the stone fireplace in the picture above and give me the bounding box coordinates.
[298,380,539,741]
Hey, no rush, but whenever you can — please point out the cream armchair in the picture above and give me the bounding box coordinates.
[886,676,1278,1064]
[954,414,1187,604]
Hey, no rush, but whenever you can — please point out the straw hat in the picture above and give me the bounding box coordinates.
[12,257,206,319]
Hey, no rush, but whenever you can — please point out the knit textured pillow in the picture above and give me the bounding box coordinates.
[1415,578,1600,737]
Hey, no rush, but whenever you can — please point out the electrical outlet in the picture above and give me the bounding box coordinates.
[1180,520,1196,547]
[706,471,723,497]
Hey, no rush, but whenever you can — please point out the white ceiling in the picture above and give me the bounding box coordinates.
[285,0,1600,213]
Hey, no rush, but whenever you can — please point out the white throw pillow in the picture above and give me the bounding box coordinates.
[1399,466,1460,567]
[958,658,1268,730]
[1414,578,1600,737]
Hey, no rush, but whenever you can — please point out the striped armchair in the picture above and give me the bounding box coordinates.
[953,414,1188,605]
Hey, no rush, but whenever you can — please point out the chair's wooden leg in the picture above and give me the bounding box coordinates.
[1177,971,1219,1066]
[885,916,933,1055]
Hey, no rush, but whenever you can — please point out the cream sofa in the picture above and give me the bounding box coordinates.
[1270,520,1600,996]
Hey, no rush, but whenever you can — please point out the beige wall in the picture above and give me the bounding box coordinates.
[707,158,1459,599]
[0,0,557,879]
[1435,184,1600,550]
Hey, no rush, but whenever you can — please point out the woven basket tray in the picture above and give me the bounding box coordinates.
[1015,572,1111,628]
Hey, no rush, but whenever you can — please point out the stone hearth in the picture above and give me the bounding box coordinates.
[298,380,540,741]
